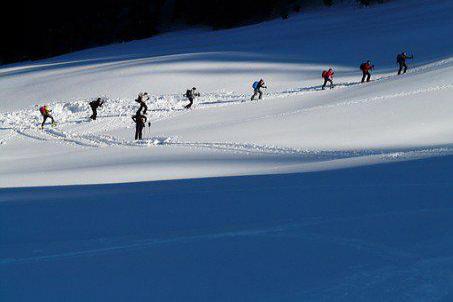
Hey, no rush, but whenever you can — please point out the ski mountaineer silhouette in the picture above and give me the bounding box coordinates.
[38,105,56,129]
[184,87,200,109]
[396,51,414,75]
[89,98,104,120]
[360,60,374,83]
[251,79,267,100]
[321,68,335,90]
[132,112,147,140]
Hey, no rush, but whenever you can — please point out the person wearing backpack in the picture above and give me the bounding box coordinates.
[135,92,149,115]
[89,97,104,120]
[251,79,267,100]
[132,112,148,140]
[360,60,374,83]
[321,68,334,90]
[38,105,56,129]
[397,51,413,75]
[184,87,200,109]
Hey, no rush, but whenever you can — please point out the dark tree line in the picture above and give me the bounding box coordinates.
[1,0,390,64]
[1,1,164,64]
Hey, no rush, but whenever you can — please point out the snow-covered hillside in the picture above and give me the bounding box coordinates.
[2,0,453,301]
[1,0,453,187]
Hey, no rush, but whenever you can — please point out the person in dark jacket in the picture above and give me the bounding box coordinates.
[89,98,104,120]
[132,112,147,140]
[397,51,413,75]
[184,87,200,109]
[360,60,374,83]
[322,68,335,90]
[251,79,267,100]
[135,92,149,115]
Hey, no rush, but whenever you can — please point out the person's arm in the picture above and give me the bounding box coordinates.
[132,116,137,122]
[143,116,148,123]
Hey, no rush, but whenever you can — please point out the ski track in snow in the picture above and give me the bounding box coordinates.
[3,207,451,266]
[1,76,453,162]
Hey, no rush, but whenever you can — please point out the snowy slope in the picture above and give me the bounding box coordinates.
[1,0,453,187]
[2,156,453,301]
[2,1,453,301]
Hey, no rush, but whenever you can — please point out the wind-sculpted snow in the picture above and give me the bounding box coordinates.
[0,0,452,188]
[0,81,368,146]
[0,79,379,152]
[1,64,453,188]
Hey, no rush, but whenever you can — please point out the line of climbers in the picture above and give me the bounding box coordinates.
[321,51,413,90]
[38,51,414,139]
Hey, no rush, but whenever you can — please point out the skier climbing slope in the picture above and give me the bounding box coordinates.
[38,105,56,128]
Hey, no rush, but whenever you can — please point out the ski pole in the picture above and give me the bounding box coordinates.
[148,122,151,139]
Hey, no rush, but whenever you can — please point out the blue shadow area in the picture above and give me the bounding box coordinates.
[1,155,453,301]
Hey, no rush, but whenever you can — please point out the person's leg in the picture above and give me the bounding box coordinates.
[403,63,408,74]
[258,89,263,100]
[329,78,334,89]
[49,114,55,124]
[135,125,139,140]
[251,90,257,100]
[322,78,327,90]
[361,72,366,83]
[398,63,403,75]
[367,72,371,82]
[138,125,143,140]
[185,97,193,109]
[41,115,47,128]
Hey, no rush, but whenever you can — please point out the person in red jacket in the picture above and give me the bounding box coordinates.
[321,68,334,90]
[360,60,374,83]
[39,105,56,129]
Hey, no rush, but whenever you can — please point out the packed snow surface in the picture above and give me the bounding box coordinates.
[1,0,453,187]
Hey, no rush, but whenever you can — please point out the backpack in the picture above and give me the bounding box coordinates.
[322,70,327,78]
[39,106,47,115]
[360,63,366,71]
[396,54,403,64]
[186,89,192,97]
[252,81,259,89]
